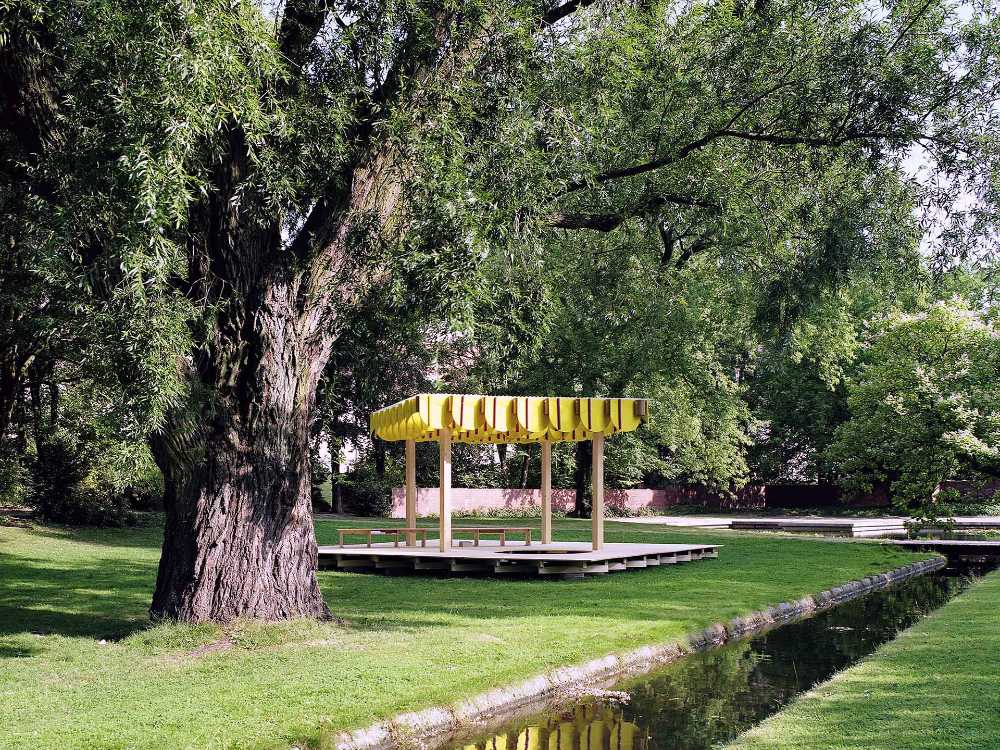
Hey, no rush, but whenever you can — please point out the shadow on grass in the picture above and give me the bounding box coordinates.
[0,552,155,640]
[0,517,918,646]
[21,522,165,549]
[0,639,44,657]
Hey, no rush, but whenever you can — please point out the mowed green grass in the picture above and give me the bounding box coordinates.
[0,517,930,750]
[725,569,1000,750]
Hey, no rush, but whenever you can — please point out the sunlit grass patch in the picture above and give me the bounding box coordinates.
[0,517,934,750]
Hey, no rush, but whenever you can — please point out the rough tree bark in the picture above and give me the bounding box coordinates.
[0,350,25,452]
[145,126,388,620]
[147,267,336,620]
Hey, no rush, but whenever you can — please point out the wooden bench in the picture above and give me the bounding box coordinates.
[338,528,428,548]
[452,526,533,547]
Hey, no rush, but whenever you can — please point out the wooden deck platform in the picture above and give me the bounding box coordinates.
[318,540,719,578]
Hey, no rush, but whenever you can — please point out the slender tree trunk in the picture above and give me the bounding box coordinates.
[27,370,43,439]
[330,435,344,514]
[573,439,592,518]
[0,358,21,453]
[48,380,58,426]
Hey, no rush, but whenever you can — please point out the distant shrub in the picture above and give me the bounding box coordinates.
[448,507,569,520]
[0,453,29,507]
[30,433,95,523]
[29,432,152,526]
[341,462,397,517]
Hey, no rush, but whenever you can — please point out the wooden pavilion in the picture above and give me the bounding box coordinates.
[320,394,719,577]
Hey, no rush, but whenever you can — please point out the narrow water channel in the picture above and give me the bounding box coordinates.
[443,567,989,750]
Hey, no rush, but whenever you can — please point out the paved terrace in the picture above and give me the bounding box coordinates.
[619,515,1000,538]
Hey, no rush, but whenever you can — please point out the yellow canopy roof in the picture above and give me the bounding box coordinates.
[370,394,650,444]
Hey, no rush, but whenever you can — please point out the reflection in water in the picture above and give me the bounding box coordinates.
[460,706,646,750]
[449,572,975,750]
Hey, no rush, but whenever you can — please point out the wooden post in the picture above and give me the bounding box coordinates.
[541,439,552,544]
[591,432,604,550]
[405,439,417,546]
[439,430,452,552]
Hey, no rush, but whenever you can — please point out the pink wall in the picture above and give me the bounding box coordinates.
[385,481,1000,517]
[389,487,676,517]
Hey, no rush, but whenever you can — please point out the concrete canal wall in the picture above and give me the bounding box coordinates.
[331,557,945,750]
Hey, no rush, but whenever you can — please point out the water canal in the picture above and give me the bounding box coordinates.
[440,563,994,750]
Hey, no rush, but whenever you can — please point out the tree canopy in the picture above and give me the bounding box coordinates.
[828,298,1000,517]
[1,0,998,621]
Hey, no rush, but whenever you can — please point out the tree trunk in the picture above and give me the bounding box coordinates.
[148,286,332,623]
[151,430,328,622]
[330,435,344,514]
[573,439,592,518]
[0,359,21,454]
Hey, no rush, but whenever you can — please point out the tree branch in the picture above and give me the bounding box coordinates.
[547,193,719,231]
[539,0,599,28]
[277,0,329,71]
[559,127,909,196]
[887,0,936,55]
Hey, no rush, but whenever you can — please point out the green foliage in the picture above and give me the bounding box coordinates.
[28,433,90,523]
[18,369,163,525]
[0,453,28,506]
[458,221,758,492]
[340,452,402,517]
[28,428,152,527]
[828,298,1000,521]
[746,263,927,481]
[4,0,1000,541]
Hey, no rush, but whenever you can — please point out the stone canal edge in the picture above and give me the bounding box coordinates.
[330,556,946,750]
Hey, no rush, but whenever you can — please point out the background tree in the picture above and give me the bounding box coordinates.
[828,298,1000,519]
[746,250,927,482]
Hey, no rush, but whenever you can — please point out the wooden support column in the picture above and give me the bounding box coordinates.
[541,439,552,544]
[591,432,604,550]
[405,439,417,546]
[439,430,452,552]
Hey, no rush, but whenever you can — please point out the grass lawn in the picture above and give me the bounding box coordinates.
[725,569,1000,750]
[0,517,931,750]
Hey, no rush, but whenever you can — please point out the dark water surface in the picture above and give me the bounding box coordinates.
[444,570,984,750]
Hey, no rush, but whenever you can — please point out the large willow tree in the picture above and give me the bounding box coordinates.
[1,0,996,620]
